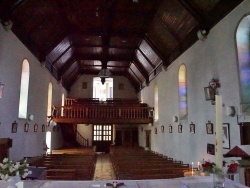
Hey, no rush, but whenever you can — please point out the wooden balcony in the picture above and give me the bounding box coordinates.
[52,98,154,124]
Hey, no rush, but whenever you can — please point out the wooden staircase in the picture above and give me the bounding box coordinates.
[60,124,86,148]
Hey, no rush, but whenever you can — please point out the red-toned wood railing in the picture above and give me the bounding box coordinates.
[53,98,153,124]
[76,131,89,147]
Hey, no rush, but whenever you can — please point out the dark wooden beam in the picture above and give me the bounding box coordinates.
[137,48,155,69]
[178,0,212,29]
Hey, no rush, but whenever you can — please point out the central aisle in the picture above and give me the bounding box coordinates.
[93,153,116,180]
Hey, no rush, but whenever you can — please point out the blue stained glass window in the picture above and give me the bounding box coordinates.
[178,65,187,119]
[236,15,250,112]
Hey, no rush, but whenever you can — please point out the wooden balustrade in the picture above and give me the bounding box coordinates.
[52,105,153,124]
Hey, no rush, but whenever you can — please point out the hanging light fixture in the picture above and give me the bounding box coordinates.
[98,69,111,78]
[98,69,111,85]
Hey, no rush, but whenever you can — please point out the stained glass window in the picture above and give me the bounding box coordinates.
[18,59,30,119]
[236,15,250,112]
[154,84,159,120]
[178,64,187,119]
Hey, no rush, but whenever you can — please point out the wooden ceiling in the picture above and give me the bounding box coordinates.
[0,0,243,92]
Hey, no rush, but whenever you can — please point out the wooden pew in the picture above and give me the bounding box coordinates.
[46,169,76,180]
[110,146,189,180]
[42,153,96,180]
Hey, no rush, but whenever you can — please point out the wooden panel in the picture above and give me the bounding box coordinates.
[46,37,71,63]
[70,35,102,47]
[147,17,178,52]
[1,0,243,91]
[130,63,146,83]
[109,36,140,49]
[80,60,102,67]
[139,40,162,66]
[53,48,73,70]
[109,48,134,57]
[158,0,198,40]
[108,61,130,67]
[112,13,149,34]
[75,47,103,57]
[63,61,79,79]
[135,50,153,73]
[189,0,220,13]
[114,0,155,12]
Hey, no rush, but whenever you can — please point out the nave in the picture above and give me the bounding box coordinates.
[93,153,116,180]
[26,146,190,181]
[12,147,248,188]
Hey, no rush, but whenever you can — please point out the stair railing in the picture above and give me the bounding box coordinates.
[76,131,89,147]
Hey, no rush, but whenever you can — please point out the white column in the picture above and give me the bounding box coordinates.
[215,95,223,168]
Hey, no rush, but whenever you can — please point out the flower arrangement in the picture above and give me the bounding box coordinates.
[0,158,32,181]
[227,160,238,174]
[201,161,216,173]
[212,165,224,174]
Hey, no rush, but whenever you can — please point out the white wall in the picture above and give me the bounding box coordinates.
[0,25,66,161]
[139,1,249,166]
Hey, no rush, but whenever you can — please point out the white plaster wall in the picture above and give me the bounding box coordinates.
[77,124,93,146]
[139,0,250,166]
[69,75,138,99]
[0,25,66,161]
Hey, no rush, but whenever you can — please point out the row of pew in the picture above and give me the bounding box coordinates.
[42,151,96,180]
[110,146,190,180]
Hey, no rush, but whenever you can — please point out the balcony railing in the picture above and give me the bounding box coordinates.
[52,105,153,124]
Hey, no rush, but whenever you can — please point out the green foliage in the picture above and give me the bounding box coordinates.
[0,158,31,180]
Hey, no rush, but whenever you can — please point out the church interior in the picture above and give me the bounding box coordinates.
[0,0,250,187]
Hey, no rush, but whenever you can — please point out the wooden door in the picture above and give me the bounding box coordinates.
[145,130,151,149]
[92,124,113,153]
[115,130,122,146]
[0,138,12,161]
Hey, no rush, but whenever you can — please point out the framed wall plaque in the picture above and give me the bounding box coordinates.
[12,121,18,133]
[207,143,215,155]
[169,125,172,133]
[178,124,182,133]
[24,123,29,132]
[34,123,38,132]
[206,121,213,134]
[190,122,195,134]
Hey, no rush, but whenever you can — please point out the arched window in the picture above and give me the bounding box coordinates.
[18,59,30,119]
[61,93,65,117]
[47,82,52,121]
[154,84,159,120]
[236,15,250,112]
[46,131,51,154]
[93,77,113,101]
[178,64,188,119]
[141,90,144,103]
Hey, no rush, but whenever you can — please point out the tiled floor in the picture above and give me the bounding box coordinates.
[93,153,116,180]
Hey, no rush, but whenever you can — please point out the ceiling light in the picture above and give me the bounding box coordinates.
[98,69,111,78]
